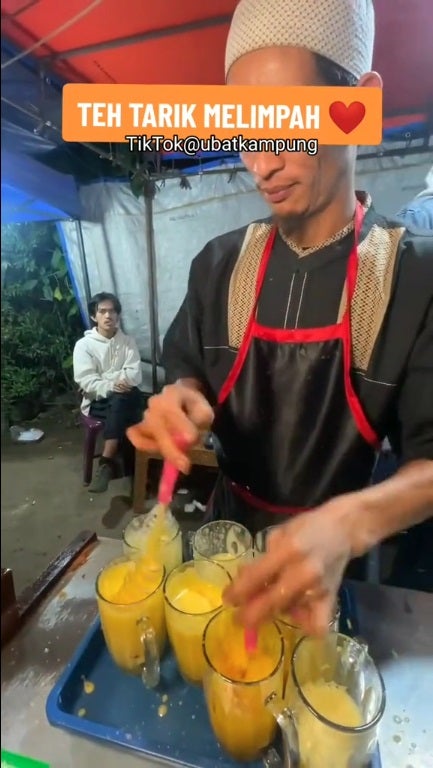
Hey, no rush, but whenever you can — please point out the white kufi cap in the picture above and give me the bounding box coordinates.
[225,0,375,80]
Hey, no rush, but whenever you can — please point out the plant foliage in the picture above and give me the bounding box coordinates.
[1,222,84,421]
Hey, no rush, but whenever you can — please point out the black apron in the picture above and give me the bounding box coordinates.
[207,201,381,535]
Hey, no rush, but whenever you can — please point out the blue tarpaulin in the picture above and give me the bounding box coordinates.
[1,148,82,224]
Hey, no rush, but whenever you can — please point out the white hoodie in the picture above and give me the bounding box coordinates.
[73,327,143,414]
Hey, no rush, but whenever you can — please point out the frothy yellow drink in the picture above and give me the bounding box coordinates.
[279,605,340,702]
[203,610,284,762]
[169,576,222,614]
[211,638,277,682]
[164,561,229,685]
[211,552,235,562]
[96,556,166,674]
[296,680,364,768]
[123,509,182,574]
[209,551,252,577]
[277,617,304,696]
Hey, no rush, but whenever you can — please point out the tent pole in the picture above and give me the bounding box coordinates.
[144,187,159,394]
[75,220,92,304]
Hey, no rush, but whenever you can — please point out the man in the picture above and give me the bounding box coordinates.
[74,292,143,493]
[396,165,433,233]
[128,0,433,635]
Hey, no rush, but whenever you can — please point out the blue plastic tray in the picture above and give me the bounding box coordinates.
[46,585,381,768]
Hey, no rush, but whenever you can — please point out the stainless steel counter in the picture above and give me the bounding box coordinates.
[2,536,432,768]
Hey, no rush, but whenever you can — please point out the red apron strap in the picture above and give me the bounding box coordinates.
[229,479,310,516]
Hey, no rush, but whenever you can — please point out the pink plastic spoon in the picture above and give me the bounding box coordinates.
[157,460,179,509]
[154,433,190,512]
[244,627,258,653]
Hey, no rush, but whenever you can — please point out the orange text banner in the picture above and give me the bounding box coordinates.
[62,84,382,145]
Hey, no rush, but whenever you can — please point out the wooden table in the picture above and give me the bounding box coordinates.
[132,433,219,514]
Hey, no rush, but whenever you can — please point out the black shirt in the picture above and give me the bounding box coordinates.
[162,195,433,465]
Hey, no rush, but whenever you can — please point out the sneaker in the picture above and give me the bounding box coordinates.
[88,461,113,493]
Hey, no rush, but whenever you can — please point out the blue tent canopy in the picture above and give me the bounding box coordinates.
[1,148,82,224]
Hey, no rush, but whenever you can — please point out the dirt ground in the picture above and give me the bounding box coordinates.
[2,405,431,597]
[1,404,216,596]
[1,406,130,594]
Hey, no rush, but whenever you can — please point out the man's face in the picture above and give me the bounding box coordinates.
[93,301,118,333]
[226,46,354,228]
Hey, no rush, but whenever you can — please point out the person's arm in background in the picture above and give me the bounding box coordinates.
[396,166,433,233]
[396,195,433,233]
[73,341,115,400]
[120,335,143,388]
[127,252,215,467]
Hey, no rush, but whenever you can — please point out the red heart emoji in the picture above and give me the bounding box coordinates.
[329,101,366,134]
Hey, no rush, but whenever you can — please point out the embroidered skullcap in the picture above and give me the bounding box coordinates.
[225,0,375,80]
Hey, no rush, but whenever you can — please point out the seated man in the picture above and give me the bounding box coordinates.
[73,292,143,493]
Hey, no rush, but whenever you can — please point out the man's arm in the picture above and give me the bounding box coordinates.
[121,336,143,387]
[73,341,114,399]
[223,453,433,632]
[346,460,433,559]
[347,298,433,557]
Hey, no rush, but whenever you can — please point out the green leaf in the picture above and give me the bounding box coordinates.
[43,285,54,301]
[53,286,63,301]
[22,279,38,291]
[62,355,73,369]
[51,247,63,271]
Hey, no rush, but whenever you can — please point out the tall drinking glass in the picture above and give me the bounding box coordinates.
[163,559,231,685]
[96,555,166,688]
[202,607,285,762]
[123,510,182,574]
[266,632,386,768]
[192,520,253,576]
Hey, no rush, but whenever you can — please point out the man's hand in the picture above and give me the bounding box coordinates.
[223,497,356,636]
[127,382,214,473]
[113,379,132,392]
[223,460,433,636]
